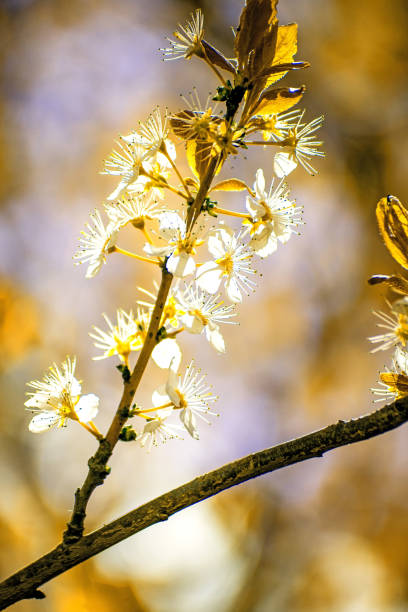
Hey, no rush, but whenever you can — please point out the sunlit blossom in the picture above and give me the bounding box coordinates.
[102,140,150,201]
[161,9,204,61]
[196,224,256,302]
[152,362,217,439]
[274,112,324,177]
[90,309,149,364]
[73,210,118,278]
[104,193,163,229]
[137,407,183,451]
[245,169,302,257]
[144,211,203,277]
[177,283,236,352]
[24,357,99,433]
[368,302,408,353]
[372,346,408,402]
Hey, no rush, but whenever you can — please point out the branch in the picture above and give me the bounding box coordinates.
[1,397,408,610]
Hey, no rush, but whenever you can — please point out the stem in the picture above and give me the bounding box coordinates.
[203,55,228,86]
[244,140,284,146]
[2,397,408,609]
[112,246,159,265]
[163,149,193,199]
[213,206,251,220]
[79,422,103,440]
[137,402,173,417]
[62,268,173,545]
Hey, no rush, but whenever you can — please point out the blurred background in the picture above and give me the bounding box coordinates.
[1,0,408,610]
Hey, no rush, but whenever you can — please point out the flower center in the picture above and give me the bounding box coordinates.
[216,254,234,276]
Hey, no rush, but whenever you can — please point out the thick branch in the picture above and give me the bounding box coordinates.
[2,397,408,609]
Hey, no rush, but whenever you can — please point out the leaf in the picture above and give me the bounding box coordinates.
[380,372,408,394]
[195,141,216,181]
[186,141,199,179]
[210,178,251,193]
[368,274,408,295]
[257,61,310,79]
[252,85,305,116]
[376,196,408,269]
[234,0,279,75]
[202,40,236,74]
[266,23,298,86]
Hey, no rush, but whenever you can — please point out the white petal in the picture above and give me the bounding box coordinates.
[206,325,225,353]
[75,393,99,422]
[254,168,266,198]
[274,152,298,178]
[225,277,242,303]
[152,338,182,369]
[25,396,49,410]
[158,212,184,240]
[29,411,60,433]
[181,313,204,334]
[207,232,226,258]
[249,226,278,257]
[165,370,181,406]
[107,176,136,201]
[152,384,171,407]
[246,196,265,220]
[180,408,199,440]
[70,377,82,397]
[85,258,103,279]
[166,252,196,278]
[195,261,223,294]
[144,243,172,257]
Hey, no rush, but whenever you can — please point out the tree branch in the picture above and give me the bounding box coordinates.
[1,397,408,609]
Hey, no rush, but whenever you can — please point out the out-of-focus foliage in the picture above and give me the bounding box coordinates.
[1,0,408,610]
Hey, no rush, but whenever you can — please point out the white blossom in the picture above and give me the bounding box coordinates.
[90,308,149,363]
[102,140,150,201]
[152,362,217,439]
[177,283,236,352]
[161,9,204,61]
[137,407,183,451]
[144,211,202,277]
[196,224,256,302]
[274,113,324,177]
[104,193,163,228]
[73,210,118,278]
[245,169,302,257]
[25,357,99,433]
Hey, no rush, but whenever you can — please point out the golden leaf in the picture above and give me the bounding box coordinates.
[368,274,408,295]
[266,23,298,86]
[376,195,408,269]
[186,141,199,178]
[252,85,305,117]
[234,0,278,76]
[210,178,251,193]
[202,40,236,74]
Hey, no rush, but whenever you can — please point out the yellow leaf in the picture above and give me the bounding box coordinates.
[202,40,235,74]
[376,196,408,269]
[266,23,298,86]
[368,274,408,295]
[252,85,305,117]
[186,141,199,179]
[234,0,278,75]
[210,178,250,193]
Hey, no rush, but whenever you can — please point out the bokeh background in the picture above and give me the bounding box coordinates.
[1,0,408,610]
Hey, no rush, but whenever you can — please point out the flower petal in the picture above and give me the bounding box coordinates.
[274,151,298,178]
[28,411,60,433]
[195,261,223,294]
[180,408,199,440]
[151,338,182,369]
[75,393,99,422]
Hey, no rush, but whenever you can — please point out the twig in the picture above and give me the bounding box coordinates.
[1,397,408,609]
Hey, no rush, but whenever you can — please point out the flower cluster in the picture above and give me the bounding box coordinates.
[25,2,324,448]
[369,196,408,402]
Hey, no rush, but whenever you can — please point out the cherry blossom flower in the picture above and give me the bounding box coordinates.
[144,211,203,277]
[274,113,324,177]
[245,169,302,257]
[177,283,236,352]
[73,210,119,278]
[161,9,204,61]
[196,224,256,302]
[90,309,150,365]
[24,357,99,433]
[152,362,217,439]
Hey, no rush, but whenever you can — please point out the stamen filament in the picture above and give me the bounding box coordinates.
[79,421,103,440]
[212,206,251,220]
[112,246,160,265]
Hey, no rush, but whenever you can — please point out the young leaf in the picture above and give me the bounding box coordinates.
[376,196,408,270]
[202,40,236,74]
[210,178,251,193]
[265,23,298,86]
[251,85,305,117]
